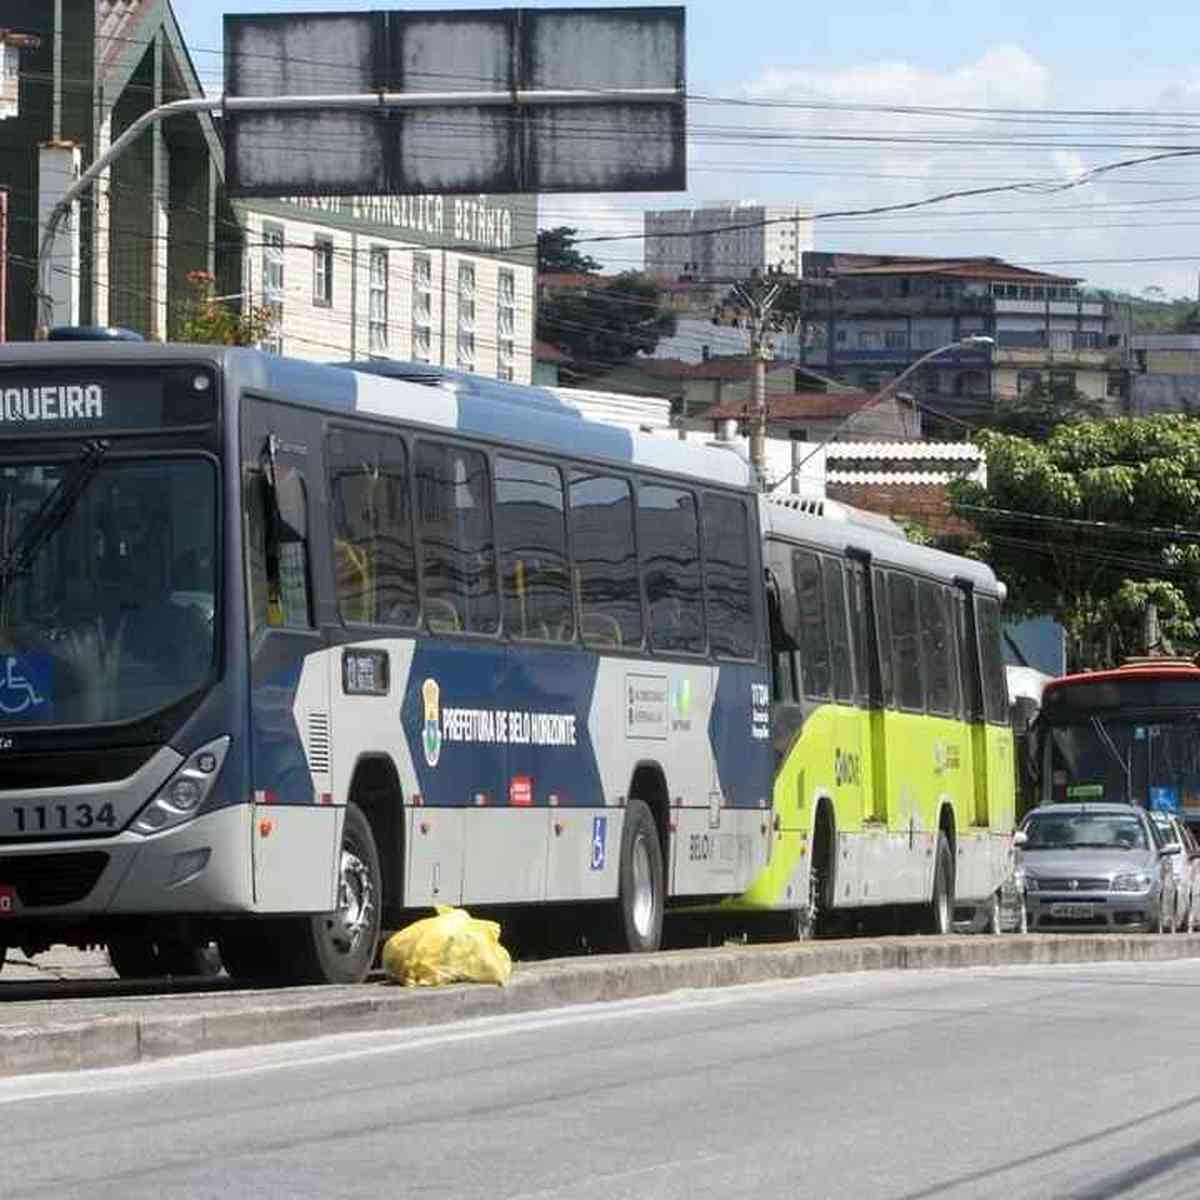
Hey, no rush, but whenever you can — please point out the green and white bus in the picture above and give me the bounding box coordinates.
[742,494,1016,935]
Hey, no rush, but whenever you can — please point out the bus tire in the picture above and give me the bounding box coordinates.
[985,890,1002,935]
[923,834,954,936]
[614,798,665,953]
[221,804,382,986]
[290,803,382,984]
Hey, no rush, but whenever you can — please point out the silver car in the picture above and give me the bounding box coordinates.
[1149,812,1200,933]
[1017,803,1181,933]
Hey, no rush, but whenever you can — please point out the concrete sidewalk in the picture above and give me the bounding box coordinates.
[3,933,1200,1078]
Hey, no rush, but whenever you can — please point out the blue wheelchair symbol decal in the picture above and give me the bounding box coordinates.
[590,815,607,871]
[0,655,53,720]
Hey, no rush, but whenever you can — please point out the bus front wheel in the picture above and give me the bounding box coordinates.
[220,803,382,986]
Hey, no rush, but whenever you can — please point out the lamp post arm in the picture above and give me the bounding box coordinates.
[770,337,991,490]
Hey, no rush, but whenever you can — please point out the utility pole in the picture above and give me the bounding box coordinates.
[733,278,781,485]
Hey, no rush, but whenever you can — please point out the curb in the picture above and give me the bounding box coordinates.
[4,933,1199,1078]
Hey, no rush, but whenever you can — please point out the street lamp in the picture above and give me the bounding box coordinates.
[773,334,995,491]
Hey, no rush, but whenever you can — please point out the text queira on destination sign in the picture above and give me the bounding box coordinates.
[1,384,104,423]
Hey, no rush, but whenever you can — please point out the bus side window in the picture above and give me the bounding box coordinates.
[955,590,984,722]
[767,574,798,703]
[415,441,499,635]
[702,493,756,660]
[975,594,1009,725]
[793,549,830,700]
[568,471,642,649]
[847,559,874,707]
[824,556,854,703]
[245,451,313,632]
[638,482,705,655]
[873,567,894,708]
[889,572,924,712]
[918,579,955,716]
[495,456,572,642]
[327,427,417,628]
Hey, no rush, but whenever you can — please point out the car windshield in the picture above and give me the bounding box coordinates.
[0,454,217,727]
[1023,811,1149,851]
[1043,716,1200,809]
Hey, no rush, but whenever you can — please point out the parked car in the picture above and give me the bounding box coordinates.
[1017,803,1181,933]
[1148,812,1200,933]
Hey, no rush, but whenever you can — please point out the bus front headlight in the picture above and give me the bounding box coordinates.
[133,736,231,835]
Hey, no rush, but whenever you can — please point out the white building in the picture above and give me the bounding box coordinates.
[644,202,812,281]
[237,193,537,383]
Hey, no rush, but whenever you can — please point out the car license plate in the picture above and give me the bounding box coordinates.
[0,885,16,915]
[1050,902,1094,918]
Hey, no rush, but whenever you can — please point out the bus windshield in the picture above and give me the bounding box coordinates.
[0,454,217,727]
[1043,714,1200,811]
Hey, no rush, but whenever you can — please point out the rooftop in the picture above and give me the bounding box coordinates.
[834,255,1079,285]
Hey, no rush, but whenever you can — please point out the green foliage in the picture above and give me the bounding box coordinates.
[948,415,1200,668]
[175,271,273,347]
[537,272,676,377]
[537,227,602,275]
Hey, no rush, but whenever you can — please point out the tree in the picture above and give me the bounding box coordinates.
[537,227,602,275]
[989,377,1105,440]
[537,271,676,377]
[946,415,1200,669]
[175,270,273,346]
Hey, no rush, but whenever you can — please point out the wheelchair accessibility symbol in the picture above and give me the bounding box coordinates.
[590,815,607,871]
[0,656,50,718]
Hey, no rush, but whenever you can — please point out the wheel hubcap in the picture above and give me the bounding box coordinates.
[630,833,656,940]
[327,846,374,955]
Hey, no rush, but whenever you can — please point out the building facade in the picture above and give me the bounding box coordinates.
[644,203,812,281]
[1127,334,1200,415]
[238,194,537,382]
[0,0,233,342]
[797,253,1118,425]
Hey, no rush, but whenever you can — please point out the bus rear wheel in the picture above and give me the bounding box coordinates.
[613,798,665,953]
[922,833,955,936]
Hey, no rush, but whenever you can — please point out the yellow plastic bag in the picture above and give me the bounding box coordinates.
[382,906,513,987]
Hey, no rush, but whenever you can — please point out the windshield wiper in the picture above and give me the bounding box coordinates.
[0,440,109,599]
[1090,715,1133,801]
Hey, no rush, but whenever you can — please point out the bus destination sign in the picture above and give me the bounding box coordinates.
[0,369,210,433]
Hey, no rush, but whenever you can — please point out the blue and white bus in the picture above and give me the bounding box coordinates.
[0,342,776,982]
[0,341,1017,983]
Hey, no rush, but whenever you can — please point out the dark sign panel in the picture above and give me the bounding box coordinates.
[223,7,686,198]
[0,368,215,435]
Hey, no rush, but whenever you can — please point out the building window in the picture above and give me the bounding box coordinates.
[457,262,476,371]
[368,247,388,357]
[261,222,284,354]
[313,237,333,307]
[412,254,433,363]
[884,329,907,350]
[1017,370,1042,397]
[1107,372,1125,398]
[497,268,515,381]
[857,330,882,350]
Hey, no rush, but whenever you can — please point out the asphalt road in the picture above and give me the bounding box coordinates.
[2,959,1199,1199]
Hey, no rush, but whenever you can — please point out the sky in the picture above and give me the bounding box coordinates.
[172,0,1200,298]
